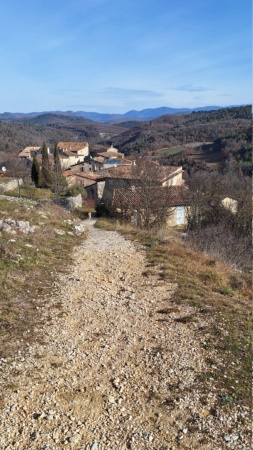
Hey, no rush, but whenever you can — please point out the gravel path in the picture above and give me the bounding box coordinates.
[0,222,250,449]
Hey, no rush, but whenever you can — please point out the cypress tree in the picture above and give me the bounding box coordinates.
[41,142,51,187]
[51,142,67,196]
[31,155,41,187]
[53,143,61,170]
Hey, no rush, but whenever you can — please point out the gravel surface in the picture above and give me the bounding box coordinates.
[0,221,251,449]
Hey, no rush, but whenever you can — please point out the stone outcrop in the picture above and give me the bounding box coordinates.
[0,178,23,193]
[66,194,82,210]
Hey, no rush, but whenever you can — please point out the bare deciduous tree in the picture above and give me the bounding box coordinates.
[111,160,177,229]
[186,170,252,269]
[5,154,30,197]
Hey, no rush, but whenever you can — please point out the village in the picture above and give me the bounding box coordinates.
[16,141,192,228]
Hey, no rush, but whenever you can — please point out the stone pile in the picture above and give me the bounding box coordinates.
[0,217,35,235]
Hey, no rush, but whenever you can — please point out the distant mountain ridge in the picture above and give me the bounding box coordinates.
[0,105,230,123]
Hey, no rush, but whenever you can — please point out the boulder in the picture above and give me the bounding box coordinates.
[66,194,82,210]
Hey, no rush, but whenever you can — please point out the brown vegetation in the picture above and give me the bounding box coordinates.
[0,114,126,154]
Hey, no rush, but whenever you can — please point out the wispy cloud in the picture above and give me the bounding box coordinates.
[54,89,86,95]
[172,85,216,93]
[220,93,233,97]
[104,87,163,98]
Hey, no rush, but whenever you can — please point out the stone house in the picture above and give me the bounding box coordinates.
[18,146,49,166]
[98,163,185,203]
[56,142,89,169]
[63,171,105,201]
[112,185,190,227]
[159,166,184,186]
[18,142,89,170]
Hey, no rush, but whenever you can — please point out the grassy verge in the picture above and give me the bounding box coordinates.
[2,184,56,200]
[95,218,252,408]
[0,197,86,359]
[0,177,13,185]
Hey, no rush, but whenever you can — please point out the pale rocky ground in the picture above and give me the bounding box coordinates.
[0,221,251,450]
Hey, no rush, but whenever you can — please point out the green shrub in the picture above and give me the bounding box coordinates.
[67,185,87,197]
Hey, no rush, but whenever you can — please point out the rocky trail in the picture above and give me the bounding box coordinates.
[0,221,250,450]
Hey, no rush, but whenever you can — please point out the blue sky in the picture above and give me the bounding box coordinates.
[0,0,251,113]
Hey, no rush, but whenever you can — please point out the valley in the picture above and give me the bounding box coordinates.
[0,105,251,174]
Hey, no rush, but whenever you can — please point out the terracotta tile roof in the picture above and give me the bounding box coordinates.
[74,173,101,181]
[102,163,183,181]
[63,171,74,177]
[97,151,124,158]
[93,157,104,163]
[18,146,41,157]
[57,142,88,152]
[102,166,133,179]
[63,171,100,181]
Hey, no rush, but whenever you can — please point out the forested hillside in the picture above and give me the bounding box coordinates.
[107,106,252,173]
[0,106,251,173]
[108,106,251,152]
[0,114,126,153]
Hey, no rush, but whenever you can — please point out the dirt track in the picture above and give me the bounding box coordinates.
[0,221,250,449]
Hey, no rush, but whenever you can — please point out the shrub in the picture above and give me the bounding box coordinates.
[187,223,251,270]
[67,185,87,197]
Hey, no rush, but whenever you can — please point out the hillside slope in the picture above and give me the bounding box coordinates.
[106,106,251,171]
[0,114,126,153]
[107,106,251,152]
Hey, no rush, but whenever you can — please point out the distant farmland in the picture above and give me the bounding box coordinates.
[156,147,183,156]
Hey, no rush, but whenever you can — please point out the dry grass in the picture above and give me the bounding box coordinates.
[2,184,56,200]
[0,177,14,185]
[95,218,252,408]
[0,197,86,358]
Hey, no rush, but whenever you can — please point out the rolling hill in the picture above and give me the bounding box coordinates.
[0,114,126,154]
[0,105,226,123]
[0,106,251,173]
[105,106,252,173]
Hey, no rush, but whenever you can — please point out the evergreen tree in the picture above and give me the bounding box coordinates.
[53,143,61,171]
[31,155,41,187]
[51,142,67,196]
[41,142,51,187]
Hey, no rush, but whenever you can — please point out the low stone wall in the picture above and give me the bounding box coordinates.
[0,179,23,193]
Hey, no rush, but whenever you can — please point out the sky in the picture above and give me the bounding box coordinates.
[0,0,251,113]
